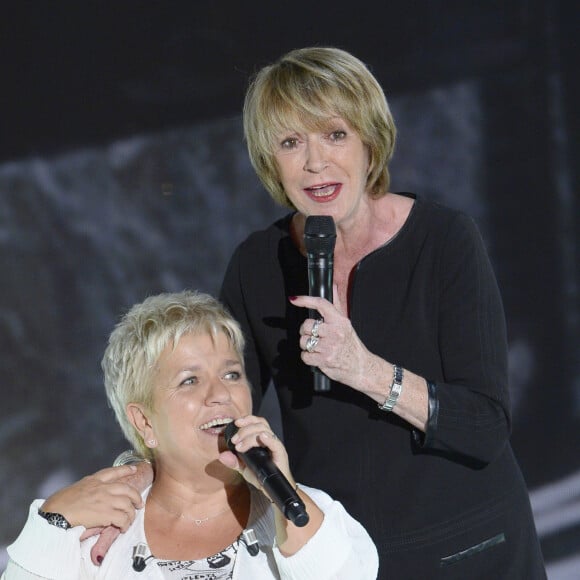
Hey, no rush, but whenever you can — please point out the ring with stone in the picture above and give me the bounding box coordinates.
[305,335,319,353]
[311,318,322,338]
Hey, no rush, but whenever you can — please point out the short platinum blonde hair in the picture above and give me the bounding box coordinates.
[243,46,397,208]
[102,290,246,461]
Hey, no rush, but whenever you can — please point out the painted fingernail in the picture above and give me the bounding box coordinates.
[288,296,297,301]
[96,556,103,565]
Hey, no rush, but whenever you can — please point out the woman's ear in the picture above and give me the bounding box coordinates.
[126,403,155,444]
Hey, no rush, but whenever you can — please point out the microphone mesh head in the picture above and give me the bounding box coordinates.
[224,422,238,452]
[304,216,336,254]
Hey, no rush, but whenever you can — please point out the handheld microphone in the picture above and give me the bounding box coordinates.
[304,215,336,392]
[224,422,309,527]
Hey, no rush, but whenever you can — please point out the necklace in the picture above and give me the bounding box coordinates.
[148,487,245,526]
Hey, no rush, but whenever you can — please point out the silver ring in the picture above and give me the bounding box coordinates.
[311,318,322,338]
[305,335,319,353]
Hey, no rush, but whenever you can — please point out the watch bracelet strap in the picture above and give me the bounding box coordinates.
[113,449,150,467]
[38,509,72,530]
[378,364,404,412]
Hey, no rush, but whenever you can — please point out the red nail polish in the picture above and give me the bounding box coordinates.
[289,296,297,301]
[97,556,103,565]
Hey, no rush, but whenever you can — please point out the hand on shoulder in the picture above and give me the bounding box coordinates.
[41,465,144,531]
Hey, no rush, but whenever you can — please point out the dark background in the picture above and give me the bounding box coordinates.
[1,1,578,576]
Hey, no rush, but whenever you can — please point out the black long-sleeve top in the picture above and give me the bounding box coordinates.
[220,194,545,579]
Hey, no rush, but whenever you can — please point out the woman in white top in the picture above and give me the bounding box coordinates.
[3,290,378,579]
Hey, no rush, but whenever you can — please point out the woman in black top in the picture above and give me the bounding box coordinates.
[219,46,546,579]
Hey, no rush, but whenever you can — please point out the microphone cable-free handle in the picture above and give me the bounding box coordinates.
[309,305,331,393]
[304,215,336,393]
[313,368,330,392]
[224,423,309,527]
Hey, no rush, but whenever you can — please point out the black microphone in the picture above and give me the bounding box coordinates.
[224,422,309,527]
[304,215,336,392]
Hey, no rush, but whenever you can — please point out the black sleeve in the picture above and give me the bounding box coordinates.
[415,213,511,465]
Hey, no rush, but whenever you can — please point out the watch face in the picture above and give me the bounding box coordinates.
[113,449,144,466]
[39,510,71,530]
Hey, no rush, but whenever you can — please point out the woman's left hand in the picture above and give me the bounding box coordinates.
[218,415,294,498]
[291,290,376,392]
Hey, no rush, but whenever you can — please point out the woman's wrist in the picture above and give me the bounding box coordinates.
[38,508,72,530]
[359,354,394,403]
[112,449,150,467]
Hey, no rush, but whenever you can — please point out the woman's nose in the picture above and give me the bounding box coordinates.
[303,142,328,173]
[205,378,231,404]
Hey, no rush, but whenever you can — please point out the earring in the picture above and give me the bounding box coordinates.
[147,439,157,447]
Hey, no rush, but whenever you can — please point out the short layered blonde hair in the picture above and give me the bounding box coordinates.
[243,47,397,208]
[102,291,246,461]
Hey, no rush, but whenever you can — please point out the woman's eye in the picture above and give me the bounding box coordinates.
[181,376,198,386]
[280,137,298,150]
[224,371,241,381]
[330,130,347,141]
